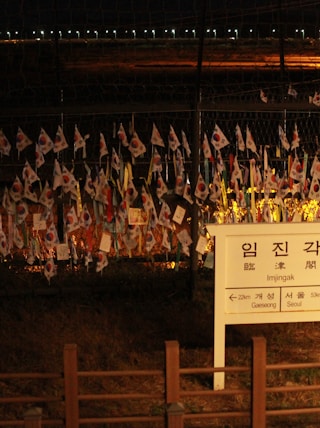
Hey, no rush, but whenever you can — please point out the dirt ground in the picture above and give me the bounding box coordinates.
[1,266,320,427]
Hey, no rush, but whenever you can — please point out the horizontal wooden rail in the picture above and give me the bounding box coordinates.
[0,373,62,379]
[184,410,250,419]
[180,388,249,397]
[79,415,164,424]
[267,362,320,370]
[78,369,163,377]
[179,366,249,374]
[266,384,320,393]
[0,396,61,404]
[78,392,164,400]
[0,419,64,426]
[267,407,320,416]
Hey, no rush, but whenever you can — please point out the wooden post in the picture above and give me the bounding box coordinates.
[251,337,266,428]
[165,340,184,428]
[24,407,42,428]
[64,344,79,428]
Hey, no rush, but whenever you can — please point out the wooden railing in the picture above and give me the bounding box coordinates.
[1,337,320,427]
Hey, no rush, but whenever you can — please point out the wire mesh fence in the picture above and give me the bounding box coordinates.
[1,1,320,276]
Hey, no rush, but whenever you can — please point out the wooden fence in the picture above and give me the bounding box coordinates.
[1,337,320,427]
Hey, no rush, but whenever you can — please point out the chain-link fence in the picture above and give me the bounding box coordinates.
[1,1,320,277]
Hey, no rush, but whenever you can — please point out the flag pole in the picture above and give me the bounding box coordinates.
[190,0,207,299]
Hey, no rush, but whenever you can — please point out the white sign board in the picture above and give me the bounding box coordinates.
[206,222,320,389]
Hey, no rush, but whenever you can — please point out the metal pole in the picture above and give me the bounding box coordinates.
[190,0,207,298]
[278,0,286,99]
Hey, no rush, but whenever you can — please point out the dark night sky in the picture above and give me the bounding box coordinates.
[1,1,319,37]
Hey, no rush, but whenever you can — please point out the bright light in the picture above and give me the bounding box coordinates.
[152,29,155,38]
[132,30,136,38]
[113,29,117,38]
[171,29,176,38]
[94,30,98,38]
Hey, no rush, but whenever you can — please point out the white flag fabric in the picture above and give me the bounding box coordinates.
[235,123,245,152]
[161,228,171,251]
[151,123,165,147]
[194,173,209,201]
[79,203,92,229]
[24,180,38,203]
[202,132,212,159]
[16,200,29,224]
[260,89,268,103]
[38,128,53,155]
[156,173,168,200]
[211,124,230,151]
[291,123,300,150]
[54,125,68,153]
[278,125,290,151]
[129,132,146,158]
[183,180,194,205]
[289,156,304,182]
[125,179,138,206]
[44,257,57,283]
[53,159,63,190]
[10,176,24,202]
[181,130,191,157]
[99,132,109,162]
[0,229,8,257]
[310,155,320,179]
[158,201,171,228]
[65,206,80,233]
[44,223,60,250]
[16,127,33,154]
[74,124,89,158]
[309,176,320,200]
[152,147,163,173]
[35,143,45,169]
[22,160,40,184]
[145,229,156,252]
[246,125,258,154]
[39,181,54,210]
[168,125,181,151]
[96,250,109,272]
[111,147,121,171]
[0,129,11,156]
[118,123,129,147]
